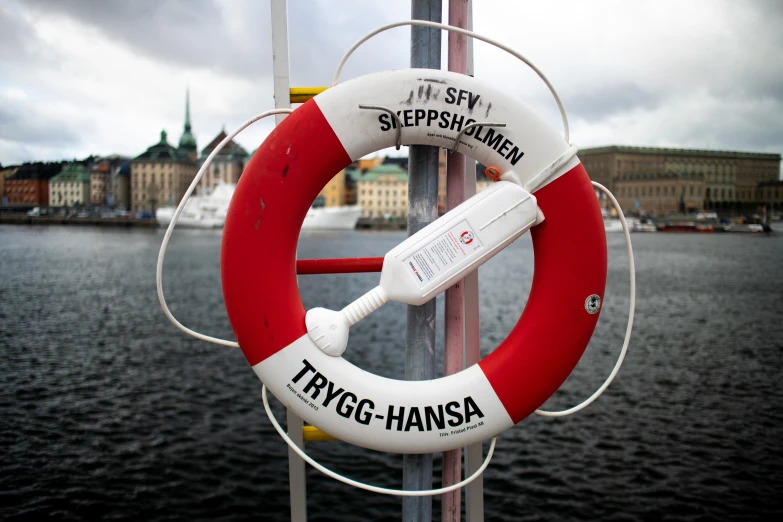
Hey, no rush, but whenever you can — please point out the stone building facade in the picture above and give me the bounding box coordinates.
[3,162,65,207]
[115,162,131,210]
[131,130,196,213]
[0,166,18,205]
[130,91,198,213]
[757,180,783,212]
[579,146,781,214]
[318,169,360,207]
[49,163,91,207]
[90,155,129,206]
[357,164,408,218]
[197,128,249,192]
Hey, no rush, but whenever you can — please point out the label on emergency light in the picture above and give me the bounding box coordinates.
[403,219,483,288]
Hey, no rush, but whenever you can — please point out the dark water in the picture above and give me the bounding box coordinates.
[2,225,782,521]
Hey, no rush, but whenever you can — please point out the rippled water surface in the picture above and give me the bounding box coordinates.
[2,225,783,521]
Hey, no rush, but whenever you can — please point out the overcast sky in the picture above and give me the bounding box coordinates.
[1,0,782,174]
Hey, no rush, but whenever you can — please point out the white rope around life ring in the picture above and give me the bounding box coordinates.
[155,24,637,496]
[332,20,570,143]
[535,181,635,416]
[262,385,497,497]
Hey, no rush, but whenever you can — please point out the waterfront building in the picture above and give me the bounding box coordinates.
[90,161,108,205]
[90,155,129,206]
[3,161,65,207]
[115,162,131,210]
[757,180,783,213]
[357,164,408,218]
[317,169,345,207]
[356,157,384,172]
[49,163,90,207]
[197,128,249,192]
[0,165,18,205]
[130,91,199,212]
[315,168,361,207]
[579,146,781,214]
[131,130,196,213]
[343,169,359,205]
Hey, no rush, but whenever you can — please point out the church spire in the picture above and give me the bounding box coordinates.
[184,88,192,132]
[178,88,197,159]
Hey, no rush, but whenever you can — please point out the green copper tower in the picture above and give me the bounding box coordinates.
[178,88,197,160]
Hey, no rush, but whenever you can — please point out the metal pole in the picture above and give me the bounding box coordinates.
[442,1,468,521]
[271,1,307,521]
[405,1,441,521]
[462,3,484,521]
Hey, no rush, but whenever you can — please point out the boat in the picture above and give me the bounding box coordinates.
[602,209,624,233]
[603,216,656,233]
[604,217,624,233]
[157,182,362,230]
[156,182,234,228]
[302,205,362,230]
[628,218,656,233]
[658,221,715,233]
[723,223,767,233]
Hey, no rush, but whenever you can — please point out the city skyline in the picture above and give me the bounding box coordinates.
[1,0,782,177]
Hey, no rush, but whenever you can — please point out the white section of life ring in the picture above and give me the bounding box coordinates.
[314,69,575,192]
[252,334,513,454]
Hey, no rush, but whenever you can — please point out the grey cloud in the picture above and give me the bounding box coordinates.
[566,83,659,122]
[21,0,272,80]
[286,1,410,85]
[0,104,81,147]
[19,0,409,85]
[0,4,45,63]
[683,105,783,153]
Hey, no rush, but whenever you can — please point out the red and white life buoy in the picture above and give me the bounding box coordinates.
[221,69,607,454]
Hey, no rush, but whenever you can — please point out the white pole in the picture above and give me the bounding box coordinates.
[271,2,307,521]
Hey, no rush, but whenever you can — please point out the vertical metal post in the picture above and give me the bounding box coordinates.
[442,1,469,521]
[271,1,307,521]
[405,1,441,521]
[462,3,484,521]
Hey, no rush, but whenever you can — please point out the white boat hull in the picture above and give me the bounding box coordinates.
[156,183,234,229]
[302,205,361,230]
[158,184,362,230]
[156,205,224,228]
[604,218,624,233]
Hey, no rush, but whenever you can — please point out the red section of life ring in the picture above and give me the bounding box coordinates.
[222,101,348,360]
[221,96,606,429]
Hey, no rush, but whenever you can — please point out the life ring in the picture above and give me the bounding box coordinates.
[221,69,607,454]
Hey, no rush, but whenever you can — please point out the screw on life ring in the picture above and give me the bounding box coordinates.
[221,69,607,454]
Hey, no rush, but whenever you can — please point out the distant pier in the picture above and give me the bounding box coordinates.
[0,214,158,228]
